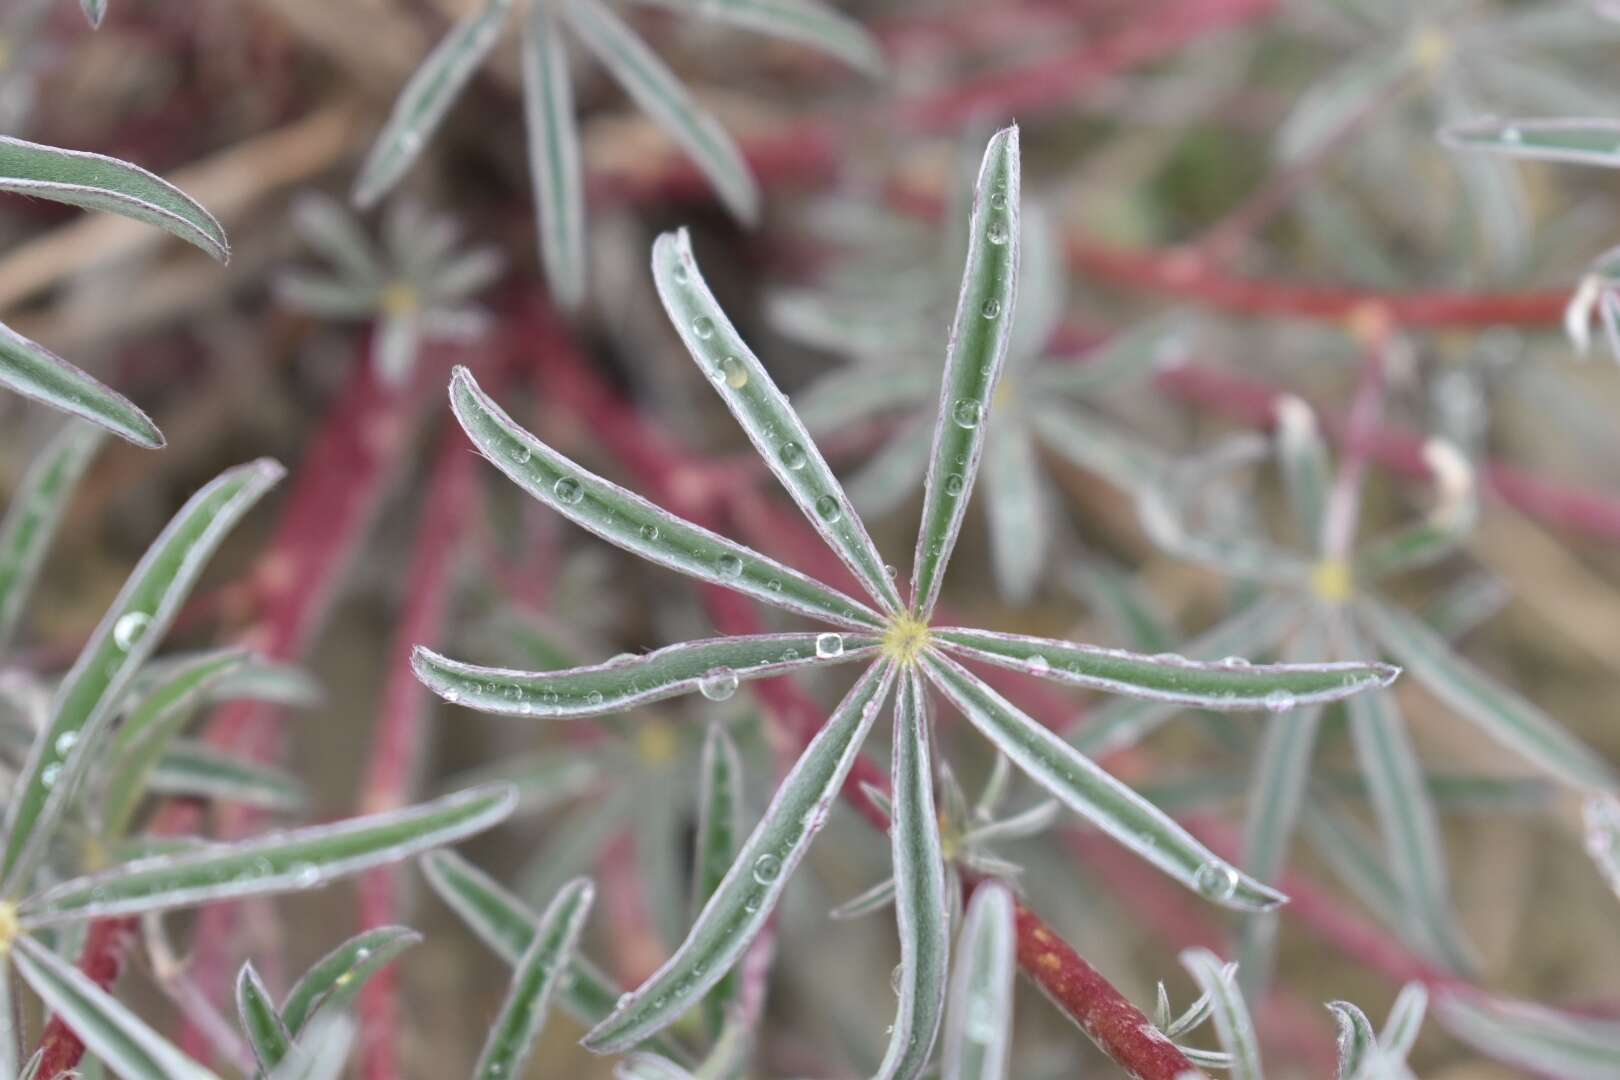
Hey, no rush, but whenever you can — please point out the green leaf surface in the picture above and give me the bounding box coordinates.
[20,784,515,925]
[633,0,883,74]
[583,660,897,1052]
[1180,948,1262,1080]
[237,962,294,1072]
[145,741,310,814]
[911,125,1020,619]
[281,926,423,1037]
[0,135,227,260]
[0,423,103,647]
[1272,395,1331,555]
[0,459,284,896]
[693,722,744,1033]
[1435,993,1620,1080]
[449,366,884,630]
[0,321,163,448]
[1441,118,1620,169]
[522,4,587,310]
[942,882,1015,1080]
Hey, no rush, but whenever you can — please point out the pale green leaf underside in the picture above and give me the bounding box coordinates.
[0,322,163,448]
[522,4,587,310]
[1358,596,1619,793]
[1181,948,1262,1080]
[876,668,948,1080]
[0,459,284,896]
[474,877,594,1080]
[0,423,104,647]
[448,366,884,629]
[933,626,1396,710]
[20,784,515,925]
[1436,993,1620,1080]
[583,661,897,1052]
[922,650,1286,912]
[13,935,217,1080]
[352,0,514,208]
[564,0,758,222]
[415,632,876,718]
[652,228,901,611]
[942,882,1015,1080]
[912,124,1020,619]
[0,135,227,260]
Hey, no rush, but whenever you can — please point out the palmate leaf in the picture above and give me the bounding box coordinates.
[0,321,163,448]
[522,3,587,310]
[12,935,216,1080]
[449,366,884,630]
[415,632,877,717]
[653,228,902,612]
[932,626,1396,710]
[0,423,104,647]
[877,669,948,1080]
[583,661,897,1052]
[0,135,227,260]
[0,459,285,897]
[473,877,594,1080]
[1180,948,1262,1080]
[18,784,515,926]
[921,650,1286,912]
[236,962,293,1073]
[564,0,759,223]
[634,0,883,75]
[280,926,422,1037]
[352,0,514,208]
[1440,117,1620,169]
[911,125,1020,619]
[1357,596,1619,793]
[942,883,1015,1080]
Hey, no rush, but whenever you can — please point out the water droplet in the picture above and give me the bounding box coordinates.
[1218,655,1251,668]
[698,667,738,701]
[512,446,532,464]
[638,522,660,542]
[293,862,321,887]
[944,473,965,496]
[752,853,782,884]
[744,894,761,914]
[54,731,79,757]
[989,190,1007,210]
[1502,126,1522,144]
[719,356,748,389]
[952,399,982,429]
[981,298,1002,319]
[1026,654,1050,676]
[1263,689,1296,713]
[585,690,605,707]
[987,221,1009,245]
[1194,861,1240,901]
[692,316,715,339]
[814,495,843,524]
[553,477,583,505]
[716,554,743,579]
[815,633,844,659]
[766,578,783,593]
[113,612,151,651]
[779,442,807,470]
[671,263,689,284]
[40,763,61,789]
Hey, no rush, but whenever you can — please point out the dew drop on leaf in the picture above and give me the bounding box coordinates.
[944,473,965,496]
[1194,860,1239,901]
[981,298,1001,319]
[585,690,605,707]
[54,731,79,757]
[952,399,983,429]
[719,356,748,389]
[692,316,715,339]
[1263,688,1296,712]
[553,477,583,505]
[716,554,743,579]
[752,853,782,884]
[113,611,152,651]
[1026,654,1050,676]
[638,522,659,542]
[814,495,843,523]
[698,667,738,701]
[986,221,1009,245]
[815,632,844,659]
[779,441,807,470]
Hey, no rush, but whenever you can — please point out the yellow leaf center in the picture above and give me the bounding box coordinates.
[379,280,420,317]
[0,903,17,953]
[1311,559,1353,604]
[882,612,932,666]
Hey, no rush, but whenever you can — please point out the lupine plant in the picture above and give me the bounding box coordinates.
[352,0,881,308]
[412,127,1399,1073]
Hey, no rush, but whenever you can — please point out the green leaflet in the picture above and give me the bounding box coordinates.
[12,935,217,1080]
[0,459,284,896]
[20,784,515,926]
[1272,395,1331,555]
[144,741,310,814]
[564,0,758,222]
[922,650,1286,912]
[0,423,104,647]
[1436,993,1620,1080]
[1328,1000,1378,1079]
[981,423,1049,606]
[1180,948,1263,1080]
[281,926,423,1037]
[0,135,227,260]
[1441,117,1620,169]
[941,883,1015,1080]
[473,878,595,1080]
[875,669,947,1080]
[652,228,901,612]
[414,632,877,718]
[448,366,885,630]
[911,125,1020,619]
[583,661,897,1052]
[0,322,163,448]
[236,962,293,1072]
[351,0,514,208]
[634,0,883,75]
[522,4,587,310]
[693,721,745,1034]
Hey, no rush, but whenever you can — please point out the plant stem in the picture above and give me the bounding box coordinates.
[30,917,140,1079]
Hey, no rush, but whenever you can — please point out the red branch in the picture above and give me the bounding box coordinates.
[32,918,141,1079]
[355,424,480,1080]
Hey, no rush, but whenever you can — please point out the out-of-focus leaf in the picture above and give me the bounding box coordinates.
[693,722,744,1032]
[981,424,1048,606]
[0,423,103,647]
[942,882,1015,1080]
[1180,948,1262,1080]
[12,935,216,1080]
[473,877,594,1080]
[922,650,1285,912]
[564,0,758,222]
[448,366,884,630]
[911,125,1019,618]
[1436,993,1620,1079]
[652,228,901,611]
[352,0,514,208]
[0,322,162,448]
[846,416,934,520]
[0,135,227,260]
[1440,117,1620,169]
[145,741,310,813]
[1328,1000,1377,1079]
[583,661,896,1052]
[522,4,587,310]
[0,460,284,896]
[876,670,947,1079]
[21,784,515,925]
[1584,794,1620,902]
[634,0,882,74]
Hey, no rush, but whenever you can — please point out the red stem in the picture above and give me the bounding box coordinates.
[31,918,141,1080]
